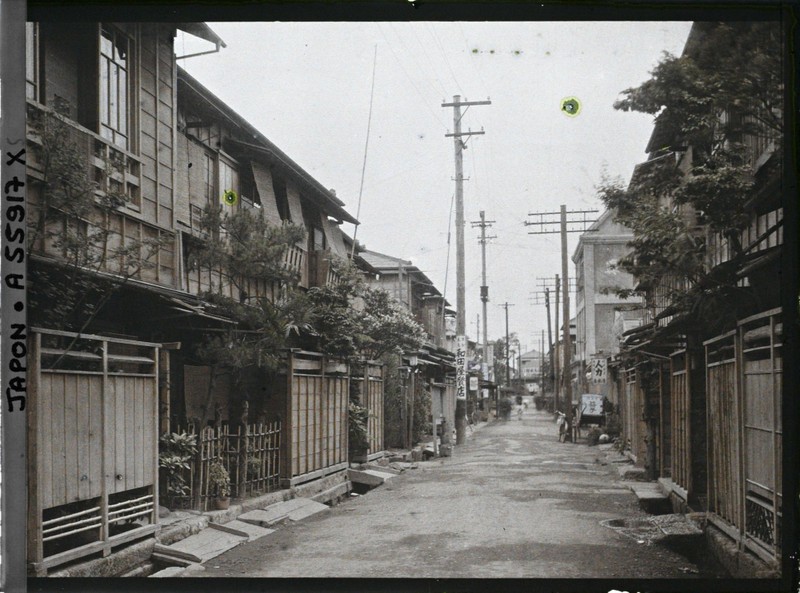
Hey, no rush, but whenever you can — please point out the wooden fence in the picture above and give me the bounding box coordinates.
[621,366,647,462]
[705,308,782,564]
[283,351,349,487]
[670,349,692,494]
[705,330,741,528]
[169,421,281,512]
[28,329,160,575]
[740,308,782,561]
[353,363,385,460]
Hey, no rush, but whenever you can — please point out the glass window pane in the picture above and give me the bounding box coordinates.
[26,23,35,83]
[101,28,113,57]
[115,35,127,66]
[110,66,118,129]
[118,68,127,136]
[100,59,109,126]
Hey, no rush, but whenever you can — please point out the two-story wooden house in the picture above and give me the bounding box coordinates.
[613,21,785,574]
[359,250,457,448]
[25,21,360,574]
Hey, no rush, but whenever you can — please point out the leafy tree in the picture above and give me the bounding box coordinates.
[188,203,306,298]
[603,21,783,333]
[492,334,517,386]
[27,104,169,357]
[304,261,426,363]
[187,204,310,425]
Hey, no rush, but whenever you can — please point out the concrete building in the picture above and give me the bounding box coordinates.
[572,210,643,398]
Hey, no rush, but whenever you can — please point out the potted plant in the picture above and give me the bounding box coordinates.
[208,460,231,510]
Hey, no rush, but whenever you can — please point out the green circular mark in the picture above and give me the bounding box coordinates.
[561,96,581,117]
[222,189,238,206]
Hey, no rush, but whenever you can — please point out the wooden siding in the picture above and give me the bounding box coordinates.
[622,367,647,463]
[285,352,349,485]
[705,331,741,528]
[28,329,160,573]
[702,309,782,563]
[740,309,782,558]
[353,364,385,456]
[670,350,691,493]
[26,23,178,288]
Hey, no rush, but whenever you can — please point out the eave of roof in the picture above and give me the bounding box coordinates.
[177,68,357,225]
[176,23,226,48]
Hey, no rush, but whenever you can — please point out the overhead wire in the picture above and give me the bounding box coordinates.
[425,23,464,97]
[407,25,452,99]
[389,23,450,101]
[375,23,449,132]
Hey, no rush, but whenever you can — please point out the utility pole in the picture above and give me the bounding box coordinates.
[554,275,560,414]
[530,286,554,404]
[540,330,546,403]
[526,206,597,437]
[442,95,491,445]
[471,210,495,387]
[499,302,514,387]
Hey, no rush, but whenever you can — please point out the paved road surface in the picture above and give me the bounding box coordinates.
[198,407,726,579]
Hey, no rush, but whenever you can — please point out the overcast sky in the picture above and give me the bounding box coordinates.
[178,21,693,353]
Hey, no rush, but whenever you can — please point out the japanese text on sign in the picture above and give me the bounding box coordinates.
[591,357,607,384]
[456,335,467,400]
[581,393,604,417]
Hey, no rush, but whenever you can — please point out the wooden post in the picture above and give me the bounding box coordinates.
[282,353,294,487]
[158,349,171,436]
[100,338,111,556]
[28,333,43,569]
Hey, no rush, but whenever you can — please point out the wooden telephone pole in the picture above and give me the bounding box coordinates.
[526,206,597,436]
[442,95,491,445]
[471,211,495,386]
[499,302,514,386]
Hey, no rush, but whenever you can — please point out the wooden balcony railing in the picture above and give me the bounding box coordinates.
[27,101,143,210]
[284,245,308,287]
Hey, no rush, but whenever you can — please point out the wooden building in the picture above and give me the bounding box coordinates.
[24,20,364,573]
[610,21,785,571]
[360,250,456,448]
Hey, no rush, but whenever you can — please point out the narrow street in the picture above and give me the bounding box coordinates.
[197,407,726,579]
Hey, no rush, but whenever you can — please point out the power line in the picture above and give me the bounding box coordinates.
[525,206,598,432]
[408,25,451,98]
[391,23,449,101]
[425,23,464,96]
[375,23,449,132]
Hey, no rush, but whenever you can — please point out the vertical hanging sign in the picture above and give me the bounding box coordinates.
[590,357,608,384]
[456,335,467,400]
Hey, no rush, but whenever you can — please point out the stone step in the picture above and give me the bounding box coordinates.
[618,465,649,480]
[348,468,396,488]
[153,525,248,565]
[239,497,327,527]
[363,463,401,475]
[627,482,672,514]
[285,500,329,522]
[214,519,275,541]
[149,562,206,578]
